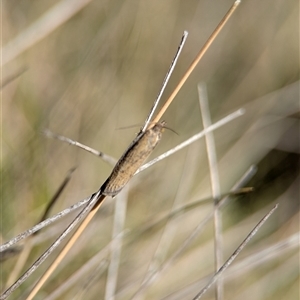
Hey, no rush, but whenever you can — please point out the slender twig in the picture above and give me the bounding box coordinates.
[192,204,279,300]
[198,83,223,300]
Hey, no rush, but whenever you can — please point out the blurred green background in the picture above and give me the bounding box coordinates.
[1,0,299,299]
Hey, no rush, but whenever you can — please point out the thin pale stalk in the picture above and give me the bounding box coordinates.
[4,240,33,289]
[0,196,91,252]
[139,108,245,172]
[104,185,129,300]
[229,232,299,282]
[143,31,188,131]
[43,232,127,300]
[232,253,298,300]
[75,260,108,300]
[141,145,199,289]
[2,0,94,66]
[198,83,223,300]
[128,187,253,243]
[192,204,279,300]
[44,130,117,166]
[162,222,296,300]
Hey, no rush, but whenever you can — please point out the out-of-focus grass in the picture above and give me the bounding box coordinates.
[1,0,299,299]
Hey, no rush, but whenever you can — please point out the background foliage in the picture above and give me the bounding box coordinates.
[1,0,299,299]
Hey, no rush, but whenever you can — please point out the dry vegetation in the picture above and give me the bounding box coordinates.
[1,0,299,299]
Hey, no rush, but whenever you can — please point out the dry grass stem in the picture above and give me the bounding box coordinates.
[2,0,94,66]
[143,31,188,132]
[192,203,279,300]
[140,145,200,291]
[104,185,129,300]
[151,0,241,125]
[35,167,77,226]
[198,83,223,300]
[4,241,33,291]
[163,229,297,299]
[229,232,299,280]
[44,130,117,166]
[139,108,245,172]
[232,253,298,300]
[0,196,91,252]
[130,165,256,299]
[4,167,75,288]
[74,260,108,300]
[129,187,253,242]
[24,193,106,300]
